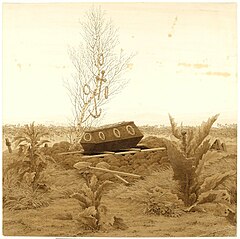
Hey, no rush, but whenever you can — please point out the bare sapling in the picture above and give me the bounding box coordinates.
[66,6,134,139]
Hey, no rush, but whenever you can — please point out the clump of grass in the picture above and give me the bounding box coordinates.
[3,168,50,210]
[141,185,182,217]
[166,114,235,208]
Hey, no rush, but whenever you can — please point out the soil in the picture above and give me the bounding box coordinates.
[3,196,236,237]
[2,133,237,237]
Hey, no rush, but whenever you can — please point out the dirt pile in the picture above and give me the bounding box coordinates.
[47,137,170,182]
[51,150,169,180]
[140,136,167,148]
[41,141,72,155]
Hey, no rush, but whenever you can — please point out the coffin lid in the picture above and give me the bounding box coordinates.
[84,121,135,133]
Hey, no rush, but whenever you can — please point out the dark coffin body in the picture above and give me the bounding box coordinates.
[80,121,144,153]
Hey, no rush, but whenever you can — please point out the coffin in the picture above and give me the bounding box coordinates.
[80,121,144,153]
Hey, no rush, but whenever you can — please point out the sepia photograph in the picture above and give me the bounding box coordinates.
[2,1,238,237]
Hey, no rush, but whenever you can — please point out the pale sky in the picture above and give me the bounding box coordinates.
[2,2,237,126]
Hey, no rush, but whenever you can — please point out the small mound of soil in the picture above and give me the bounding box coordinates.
[140,136,167,148]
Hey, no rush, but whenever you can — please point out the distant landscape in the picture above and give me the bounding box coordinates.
[2,123,237,150]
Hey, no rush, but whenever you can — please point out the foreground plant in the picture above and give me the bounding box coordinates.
[138,186,183,217]
[12,122,50,190]
[3,122,52,210]
[70,171,127,232]
[108,169,183,217]
[166,114,235,208]
[3,168,50,210]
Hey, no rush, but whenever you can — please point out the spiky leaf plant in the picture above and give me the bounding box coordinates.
[166,114,234,207]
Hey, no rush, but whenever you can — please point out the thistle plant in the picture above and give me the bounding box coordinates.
[16,122,50,190]
[3,122,53,210]
[70,173,114,231]
[70,171,128,232]
[7,122,50,190]
[166,114,235,207]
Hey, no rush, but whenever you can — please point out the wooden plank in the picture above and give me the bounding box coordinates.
[115,150,138,155]
[129,148,141,151]
[135,143,148,148]
[136,143,147,147]
[141,147,166,152]
[66,147,167,158]
[100,151,116,154]
[89,166,142,178]
[81,153,110,159]
[117,148,141,152]
[58,150,84,155]
[113,174,130,185]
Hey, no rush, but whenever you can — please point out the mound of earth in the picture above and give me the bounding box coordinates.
[140,136,167,148]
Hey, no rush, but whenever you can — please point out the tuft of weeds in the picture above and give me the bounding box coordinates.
[3,169,50,210]
[142,186,183,217]
[108,169,183,217]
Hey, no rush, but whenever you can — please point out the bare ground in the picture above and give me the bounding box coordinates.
[3,195,236,237]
